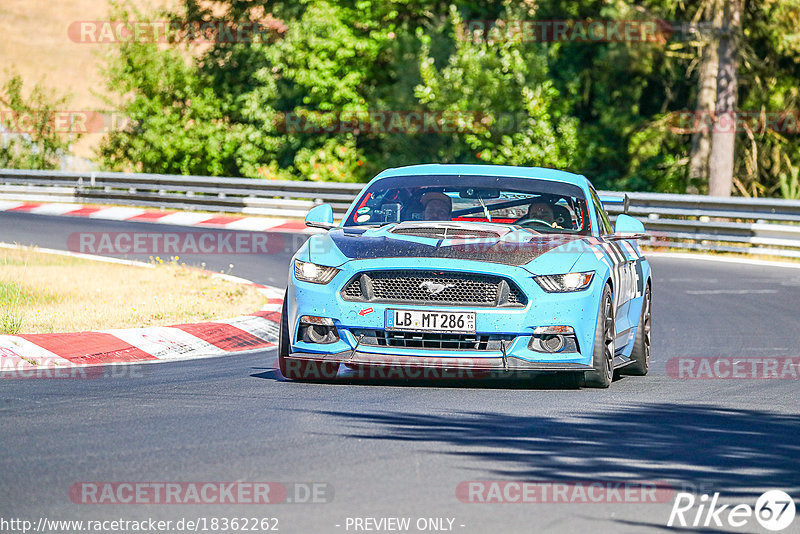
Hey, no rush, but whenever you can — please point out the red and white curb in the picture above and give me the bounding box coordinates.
[0,200,310,233]
[0,281,284,374]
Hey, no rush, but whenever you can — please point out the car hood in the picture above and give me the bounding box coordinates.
[318,222,590,267]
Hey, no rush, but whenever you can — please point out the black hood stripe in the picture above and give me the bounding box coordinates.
[329,229,585,266]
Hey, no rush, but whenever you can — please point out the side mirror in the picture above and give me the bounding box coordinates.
[305,204,335,229]
[614,214,645,236]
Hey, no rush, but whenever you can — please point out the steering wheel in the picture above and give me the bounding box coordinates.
[517,218,557,228]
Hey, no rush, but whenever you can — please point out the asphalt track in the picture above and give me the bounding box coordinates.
[1,211,799,534]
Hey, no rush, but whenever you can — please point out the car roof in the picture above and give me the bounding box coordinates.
[374,164,590,188]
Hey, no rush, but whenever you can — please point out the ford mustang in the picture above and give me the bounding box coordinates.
[278,164,651,387]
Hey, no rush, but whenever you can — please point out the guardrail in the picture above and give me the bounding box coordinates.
[2,168,800,258]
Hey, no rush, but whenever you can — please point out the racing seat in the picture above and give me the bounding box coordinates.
[552,205,573,229]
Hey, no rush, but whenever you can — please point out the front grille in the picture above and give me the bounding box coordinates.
[351,329,515,351]
[342,278,362,299]
[341,270,526,307]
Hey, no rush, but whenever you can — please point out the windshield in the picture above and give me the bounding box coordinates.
[345,174,590,234]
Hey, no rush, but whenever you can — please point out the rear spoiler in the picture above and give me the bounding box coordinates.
[599,194,630,214]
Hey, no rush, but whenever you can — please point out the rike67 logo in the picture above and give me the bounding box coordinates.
[668,490,796,531]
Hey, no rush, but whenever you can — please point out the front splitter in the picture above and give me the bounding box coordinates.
[287,350,592,372]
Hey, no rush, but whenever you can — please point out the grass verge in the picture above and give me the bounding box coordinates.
[0,246,267,334]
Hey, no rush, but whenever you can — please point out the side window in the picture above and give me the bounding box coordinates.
[589,189,613,235]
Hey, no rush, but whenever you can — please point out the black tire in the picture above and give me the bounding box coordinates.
[277,291,338,381]
[583,285,615,388]
[277,291,291,375]
[621,282,651,376]
[556,372,583,389]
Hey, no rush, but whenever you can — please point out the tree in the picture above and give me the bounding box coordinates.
[688,0,722,193]
[708,0,742,196]
[95,0,800,198]
[98,32,261,175]
[413,6,578,169]
[730,0,800,198]
[0,73,78,170]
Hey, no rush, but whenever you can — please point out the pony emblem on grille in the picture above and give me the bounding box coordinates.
[420,281,455,295]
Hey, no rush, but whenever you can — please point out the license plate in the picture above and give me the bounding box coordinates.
[385,309,476,334]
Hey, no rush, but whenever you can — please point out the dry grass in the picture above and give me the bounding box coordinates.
[0,246,266,334]
[0,0,173,159]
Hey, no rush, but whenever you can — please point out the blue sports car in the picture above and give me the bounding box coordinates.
[279,164,651,388]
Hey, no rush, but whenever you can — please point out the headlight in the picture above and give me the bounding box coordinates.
[534,271,594,293]
[294,260,340,284]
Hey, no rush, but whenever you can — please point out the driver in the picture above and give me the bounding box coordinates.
[524,201,556,226]
[420,191,452,221]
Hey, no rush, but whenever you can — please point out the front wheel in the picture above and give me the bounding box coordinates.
[277,291,339,381]
[583,285,615,388]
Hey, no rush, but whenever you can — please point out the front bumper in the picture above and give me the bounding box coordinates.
[288,258,603,369]
[286,350,594,373]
